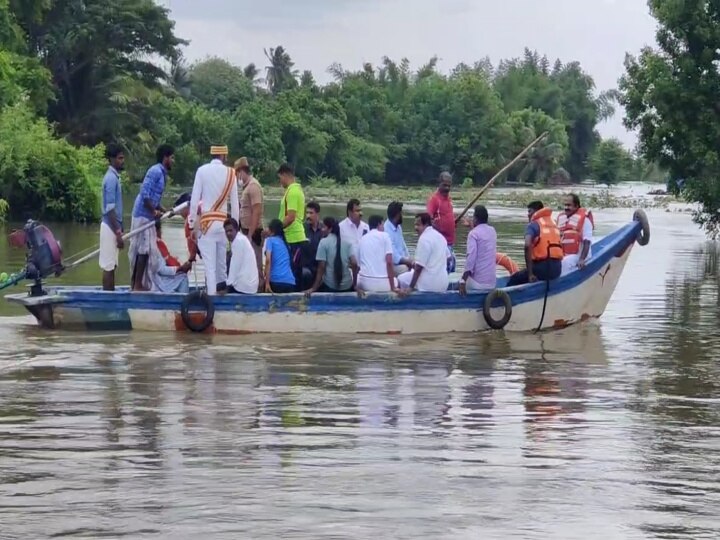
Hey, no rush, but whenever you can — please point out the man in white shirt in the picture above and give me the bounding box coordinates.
[339,198,369,255]
[398,212,450,293]
[223,218,259,294]
[188,144,240,295]
[356,215,399,293]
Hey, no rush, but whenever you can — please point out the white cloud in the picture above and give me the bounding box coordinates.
[168,0,658,148]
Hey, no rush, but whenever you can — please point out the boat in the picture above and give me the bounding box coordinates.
[4,210,650,335]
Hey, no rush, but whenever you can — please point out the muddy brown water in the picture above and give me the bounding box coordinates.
[1,189,719,538]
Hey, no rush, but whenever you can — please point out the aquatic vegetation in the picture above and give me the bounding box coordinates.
[263,183,677,211]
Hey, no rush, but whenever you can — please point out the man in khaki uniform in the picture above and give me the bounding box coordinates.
[235,157,264,288]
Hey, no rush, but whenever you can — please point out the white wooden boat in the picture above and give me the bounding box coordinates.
[5,210,650,334]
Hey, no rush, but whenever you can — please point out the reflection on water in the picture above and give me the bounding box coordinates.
[1,207,720,538]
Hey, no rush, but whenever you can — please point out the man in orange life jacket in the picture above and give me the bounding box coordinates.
[507,200,563,287]
[557,193,594,276]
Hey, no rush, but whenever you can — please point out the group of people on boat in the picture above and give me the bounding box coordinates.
[98,143,595,296]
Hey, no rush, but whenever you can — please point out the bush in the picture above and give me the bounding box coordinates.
[308,173,337,188]
[0,103,105,222]
[462,177,473,188]
[346,175,365,187]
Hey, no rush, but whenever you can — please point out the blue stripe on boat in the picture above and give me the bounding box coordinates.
[33,221,640,314]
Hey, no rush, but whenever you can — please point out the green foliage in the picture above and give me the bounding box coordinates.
[462,177,473,188]
[308,173,337,188]
[0,1,52,113]
[346,176,365,187]
[588,138,634,186]
[264,46,298,95]
[0,0,626,223]
[394,71,510,182]
[620,0,720,234]
[188,57,255,111]
[262,183,674,213]
[145,95,232,183]
[550,167,571,184]
[0,0,26,52]
[11,0,185,144]
[228,99,285,180]
[0,198,8,222]
[494,49,614,180]
[0,103,104,221]
[507,108,569,184]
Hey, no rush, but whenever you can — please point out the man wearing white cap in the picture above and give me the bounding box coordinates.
[189,145,240,294]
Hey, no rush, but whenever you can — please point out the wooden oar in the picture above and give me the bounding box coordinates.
[65,201,189,270]
[455,131,549,225]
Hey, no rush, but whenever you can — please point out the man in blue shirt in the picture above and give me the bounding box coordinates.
[99,144,125,291]
[129,144,174,291]
[383,201,414,276]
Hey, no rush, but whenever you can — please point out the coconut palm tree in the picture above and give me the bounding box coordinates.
[596,89,621,122]
[243,63,264,88]
[167,53,191,98]
[264,46,298,95]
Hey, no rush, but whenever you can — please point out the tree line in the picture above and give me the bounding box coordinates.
[621,0,720,236]
[0,0,662,222]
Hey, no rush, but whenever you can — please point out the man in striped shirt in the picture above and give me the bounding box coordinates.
[129,144,174,291]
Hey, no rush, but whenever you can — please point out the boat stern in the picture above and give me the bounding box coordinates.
[5,292,67,329]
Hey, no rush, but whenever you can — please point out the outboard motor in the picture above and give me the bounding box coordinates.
[7,220,64,296]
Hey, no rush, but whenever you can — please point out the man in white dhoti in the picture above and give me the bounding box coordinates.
[188,145,240,295]
[129,144,174,291]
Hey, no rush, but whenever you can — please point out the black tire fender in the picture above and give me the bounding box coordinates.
[633,208,650,246]
[180,290,215,332]
[483,288,512,330]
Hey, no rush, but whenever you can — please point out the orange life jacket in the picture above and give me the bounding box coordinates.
[556,208,594,255]
[199,167,235,234]
[530,207,563,262]
[157,238,181,267]
[496,252,519,274]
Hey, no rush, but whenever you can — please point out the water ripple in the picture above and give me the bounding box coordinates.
[1,210,719,538]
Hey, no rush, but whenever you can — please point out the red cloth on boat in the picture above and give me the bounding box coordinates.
[157,238,181,267]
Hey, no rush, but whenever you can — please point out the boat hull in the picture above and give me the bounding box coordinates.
[5,220,642,335]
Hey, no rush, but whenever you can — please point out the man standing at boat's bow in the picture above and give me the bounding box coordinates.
[99,143,125,291]
[189,145,240,295]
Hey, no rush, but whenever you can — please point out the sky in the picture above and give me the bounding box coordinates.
[161,0,659,149]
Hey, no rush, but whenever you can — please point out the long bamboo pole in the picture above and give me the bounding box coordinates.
[65,201,189,269]
[455,131,549,224]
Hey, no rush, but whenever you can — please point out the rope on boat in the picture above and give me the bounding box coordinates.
[534,279,550,334]
[534,242,562,333]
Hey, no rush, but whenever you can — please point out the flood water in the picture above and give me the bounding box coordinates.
[1,187,719,539]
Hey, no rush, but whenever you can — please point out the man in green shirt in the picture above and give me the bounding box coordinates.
[278,163,310,290]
